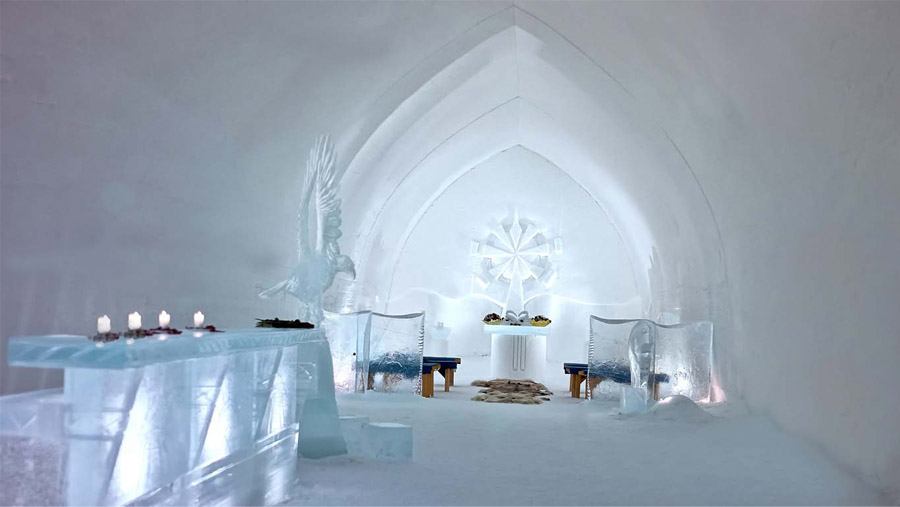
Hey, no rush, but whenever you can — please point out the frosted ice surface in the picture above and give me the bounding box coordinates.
[362,422,413,461]
[7,328,315,369]
[588,316,714,403]
[2,328,347,504]
[298,398,347,458]
[323,311,370,393]
[324,311,425,395]
[620,386,651,414]
[339,415,371,456]
[364,312,425,395]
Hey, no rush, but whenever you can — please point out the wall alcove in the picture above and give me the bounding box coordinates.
[330,6,731,389]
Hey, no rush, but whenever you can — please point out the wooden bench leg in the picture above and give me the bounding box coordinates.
[447,368,454,388]
[367,372,375,390]
[422,372,434,398]
[571,373,586,398]
[443,368,452,392]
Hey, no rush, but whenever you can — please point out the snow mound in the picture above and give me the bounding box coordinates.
[648,395,713,422]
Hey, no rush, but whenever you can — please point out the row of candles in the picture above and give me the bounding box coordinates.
[96,311,205,333]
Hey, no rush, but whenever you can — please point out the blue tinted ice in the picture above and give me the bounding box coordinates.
[2,328,345,505]
[7,329,310,369]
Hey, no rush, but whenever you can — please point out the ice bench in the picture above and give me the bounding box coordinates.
[564,362,670,399]
[422,356,461,392]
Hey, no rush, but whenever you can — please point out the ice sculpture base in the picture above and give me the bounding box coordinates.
[484,324,549,381]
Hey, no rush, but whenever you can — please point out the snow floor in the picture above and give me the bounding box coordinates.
[288,384,884,506]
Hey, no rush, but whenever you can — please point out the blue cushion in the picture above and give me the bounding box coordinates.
[588,361,670,384]
[423,356,461,365]
[563,362,588,374]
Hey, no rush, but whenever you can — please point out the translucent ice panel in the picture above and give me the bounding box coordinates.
[7,328,312,369]
[323,311,371,393]
[588,316,714,403]
[365,312,426,395]
[653,321,714,401]
[587,316,633,400]
[620,385,651,415]
[628,322,656,388]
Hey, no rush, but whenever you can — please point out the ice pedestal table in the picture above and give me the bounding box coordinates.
[483,324,550,382]
[3,328,345,505]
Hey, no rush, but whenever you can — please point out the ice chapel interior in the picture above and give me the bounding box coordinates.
[1,1,899,505]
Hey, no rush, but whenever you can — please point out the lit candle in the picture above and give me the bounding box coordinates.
[193,311,205,327]
[158,310,171,328]
[128,312,142,330]
[97,315,111,334]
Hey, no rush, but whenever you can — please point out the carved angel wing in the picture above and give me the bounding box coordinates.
[312,136,342,261]
[297,136,333,260]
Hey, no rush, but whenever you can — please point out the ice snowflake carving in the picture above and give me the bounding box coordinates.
[471,213,560,312]
[259,136,356,325]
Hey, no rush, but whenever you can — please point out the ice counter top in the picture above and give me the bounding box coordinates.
[7,328,324,370]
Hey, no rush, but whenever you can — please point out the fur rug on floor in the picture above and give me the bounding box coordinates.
[470,379,553,404]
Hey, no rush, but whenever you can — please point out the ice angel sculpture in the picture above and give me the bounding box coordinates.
[259,136,356,325]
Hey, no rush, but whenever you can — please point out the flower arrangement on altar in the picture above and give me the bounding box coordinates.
[482,311,551,327]
[255,318,315,329]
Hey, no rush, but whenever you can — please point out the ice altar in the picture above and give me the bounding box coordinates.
[483,319,550,381]
[2,328,343,505]
[472,214,559,382]
[587,316,714,405]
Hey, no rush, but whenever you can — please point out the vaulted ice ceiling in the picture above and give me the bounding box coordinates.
[337,8,728,325]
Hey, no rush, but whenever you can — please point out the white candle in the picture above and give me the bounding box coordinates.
[97,315,111,334]
[158,310,171,328]
[193,311,205,327]
[128,312,142,330]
